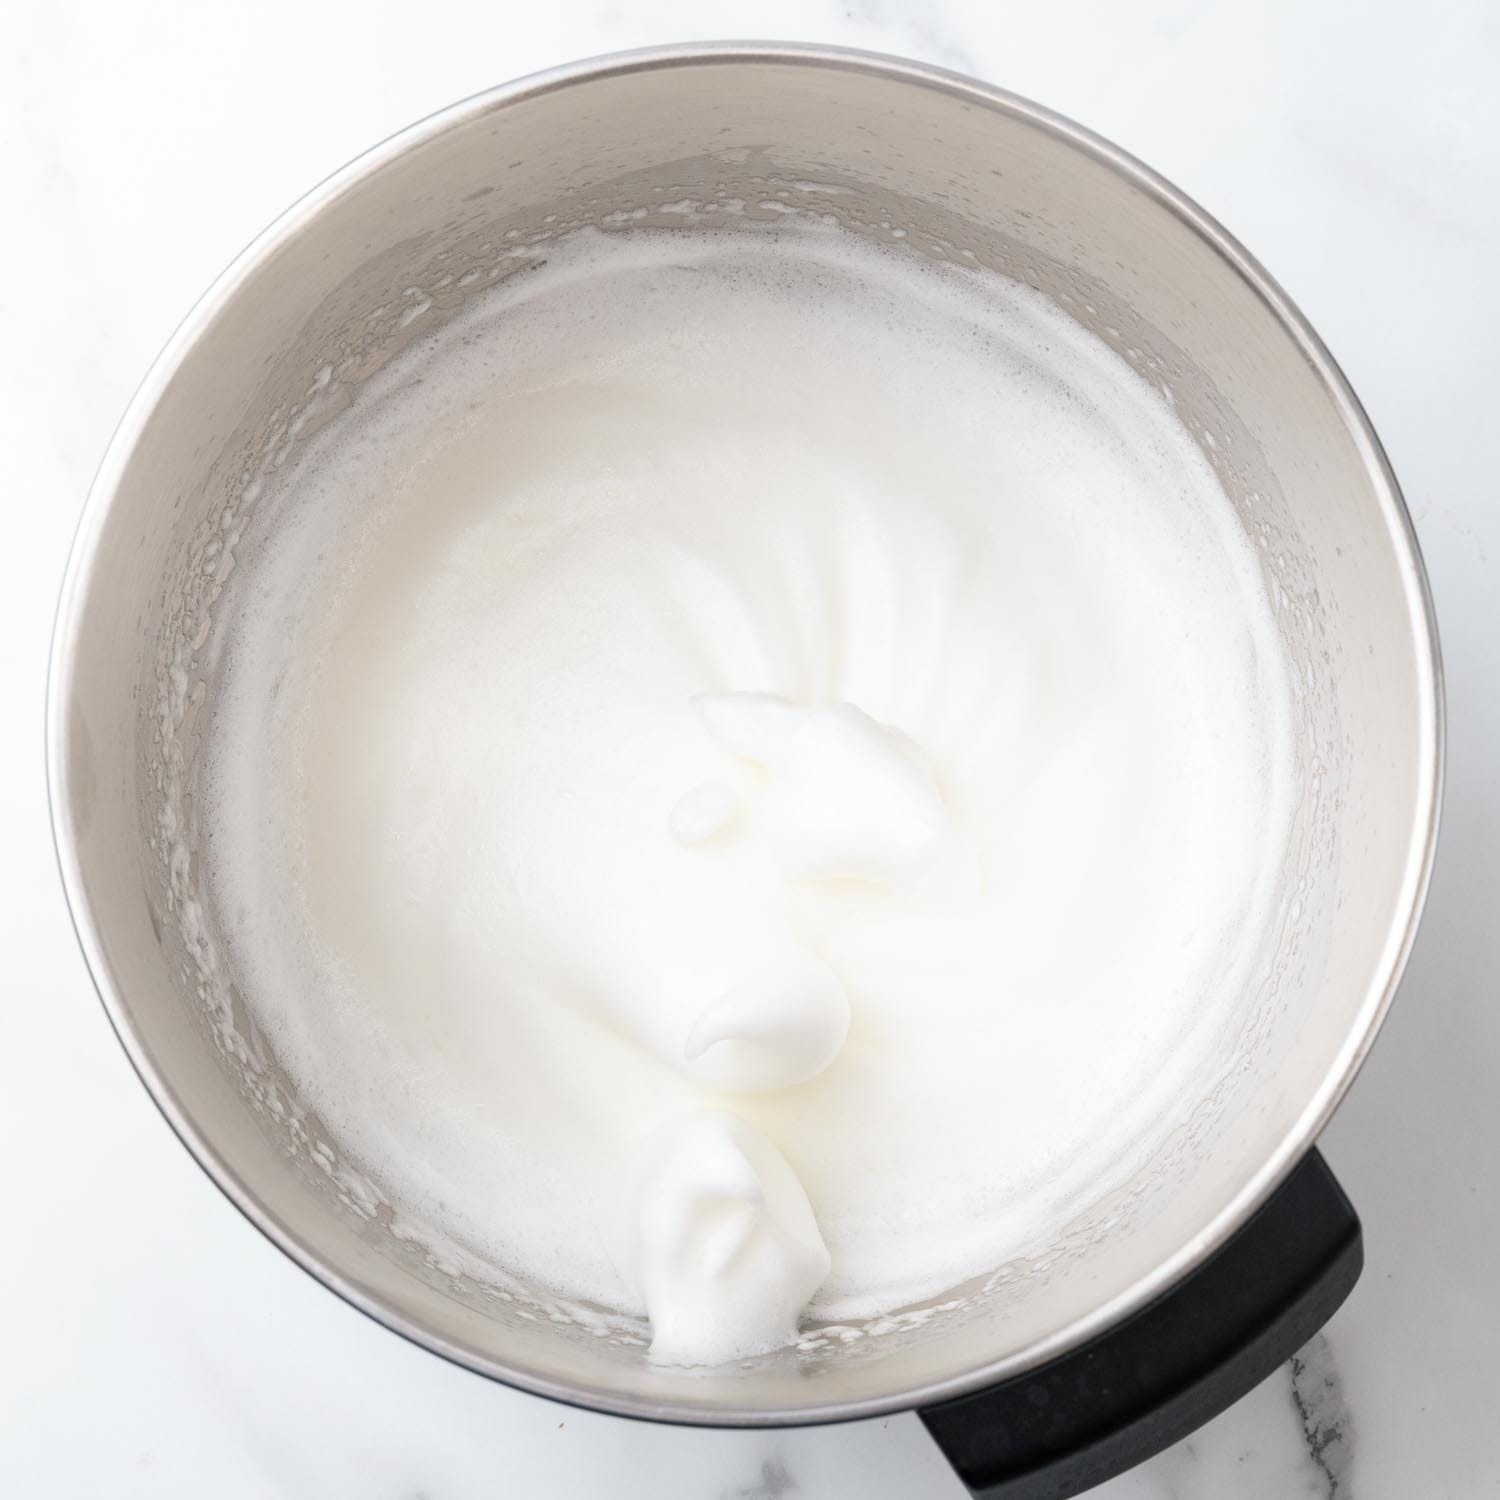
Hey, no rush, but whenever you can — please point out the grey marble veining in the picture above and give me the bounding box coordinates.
[1290,1336,1353,1497]
[3,1,1496,1496]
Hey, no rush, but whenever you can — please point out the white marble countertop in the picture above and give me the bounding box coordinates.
[4,1,1496,1495]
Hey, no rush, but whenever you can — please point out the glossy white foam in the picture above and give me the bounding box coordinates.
[695,694,952,885]
[624,1110,831,1365]
[202,225,1295,1363]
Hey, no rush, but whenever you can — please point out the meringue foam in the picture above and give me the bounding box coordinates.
[201,224,1295,1365]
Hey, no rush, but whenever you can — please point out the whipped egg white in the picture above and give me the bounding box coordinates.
[202,225,1295,1365]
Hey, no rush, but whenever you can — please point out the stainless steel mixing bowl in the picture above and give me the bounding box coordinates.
[48,42,1441,1497]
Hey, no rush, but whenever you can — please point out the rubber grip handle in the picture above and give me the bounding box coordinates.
[919,1148,1361,1498]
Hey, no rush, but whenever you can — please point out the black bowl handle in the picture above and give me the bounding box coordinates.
[919,1149,1361,1498]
